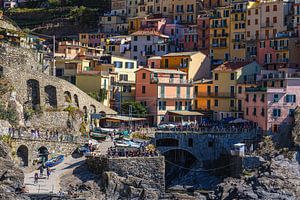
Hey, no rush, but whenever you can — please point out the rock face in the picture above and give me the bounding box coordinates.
[0,141,27,200]
[215,151,300,200]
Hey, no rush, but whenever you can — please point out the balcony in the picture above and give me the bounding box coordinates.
[199,25,210,30]
[245,87,267,92]
[231,9,246,13]
[232,17,245,22]
[196,92,236,98]
[211,33,229,37]
[151,78,193,85]
[232,38,245,43]
[272,46,288,51]
[211,43,227,48]
[211,24,228,28]
[261,23,273,28]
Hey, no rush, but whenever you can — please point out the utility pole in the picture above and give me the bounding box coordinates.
[52,35,56,76]
[129,105,132,130]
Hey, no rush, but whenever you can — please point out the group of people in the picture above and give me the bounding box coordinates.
[33,164,52,184]
[107,147,159,158]
[9,127,78,142]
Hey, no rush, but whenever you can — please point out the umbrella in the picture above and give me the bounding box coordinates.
[229,118,248,124]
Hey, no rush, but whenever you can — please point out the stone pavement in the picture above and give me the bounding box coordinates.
[24,140,114,194]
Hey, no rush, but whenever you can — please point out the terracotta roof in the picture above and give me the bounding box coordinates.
[131,31,169,38]
[135,68,186,75]
[213,61,253,72]
[163,52,202,57]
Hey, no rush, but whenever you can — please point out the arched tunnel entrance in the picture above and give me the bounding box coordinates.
[17,145,28,167]
[38,146,49,164]
[163,149,199,187]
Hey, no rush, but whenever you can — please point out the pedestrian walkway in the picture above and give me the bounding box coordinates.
[24,156,85,194]
[24,140,114,194]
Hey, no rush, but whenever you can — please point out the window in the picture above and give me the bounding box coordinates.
[286,94,296,103]
[273,5,277,11]
[215,73,219,80]
[161,85,165,98]
[133,45,138,52]
[125,62,134,69]
[214,99,219,107]
[187,87,190,98]
[230,99,234,107]
[142,73,146,79]
[147,36,151,41]
[255,19,258,25]
[255,9,258,15]
[214,86,219,95]
[238,86,242,94]
[253,94,256,102]
[119,74,128,81]
[261,94,265,102]
[261,108,265,116]
[266,6,270,12]
[142,86,146,94]
[114,61,123,68]
[289,109,295,117]
[253,107,256,116]
[273,109,281,117]
[230,73,235,80]
[176,86,180,98]
[159,101,166,110]
[246,107,249,115]
[247,20,250,26]
[207,100,211,109]
[134,36,138,41]
[273,17,277,23]
[248,10,251,15]
[273,94,279,102]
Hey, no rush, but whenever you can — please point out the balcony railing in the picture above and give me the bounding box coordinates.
[211,24,228,28]
[211,43,227,48]
[196,92,236,98]
[272,46,288,51]
[211,33,229,37]
[245,87,267,92]
[261,23,273,28]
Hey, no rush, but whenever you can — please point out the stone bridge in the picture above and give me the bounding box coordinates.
[155,130,258,166]
[10,138,82,168]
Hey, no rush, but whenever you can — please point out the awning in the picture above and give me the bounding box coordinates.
[167,111,204,116]
[101,115,147,122]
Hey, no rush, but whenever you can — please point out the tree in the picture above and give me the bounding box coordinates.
[88,89,107,103]
[121,101,148,118]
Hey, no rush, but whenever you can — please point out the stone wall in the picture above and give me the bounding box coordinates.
[11,138,80,167]
[28,111,70,129]
[86,156,165,192]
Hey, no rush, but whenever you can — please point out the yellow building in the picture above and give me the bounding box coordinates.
[194,61,261,120]
[210,7,231,65]
[111,56,138,110]
[172,0,198,24]
[128,17,144,34]
[160,52,211,81]
[76,71,111,107]
[229,3,247,61]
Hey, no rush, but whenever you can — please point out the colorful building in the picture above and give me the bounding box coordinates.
[210,7,231,65]
[197,14,210,56]
[104,35,131,58]
[111,56,138,110]
[243,68,300,133]
[194,61,261,120]
[159,51,211,81]
[98,15,128,34]
[135,68,195,125]
[79,33,106,48]
[130,30,169,66]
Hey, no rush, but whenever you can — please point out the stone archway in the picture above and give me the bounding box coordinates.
[163,148,199,187]
[64,91,72,104]
[17,145,28,167]
[90,104,96,114]
[27,79,40,109]
[73,94,79,107]
[38,146,49,163]
[45,85,57,108]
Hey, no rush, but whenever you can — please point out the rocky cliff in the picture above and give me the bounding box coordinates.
[0,141,28,200]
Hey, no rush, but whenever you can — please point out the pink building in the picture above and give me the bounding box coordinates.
[197,14,210,56]
[140,18,167,32]
[243,68,300,133]
[147,56,161,68]
[182,25,198,51]
[135,68,196,125]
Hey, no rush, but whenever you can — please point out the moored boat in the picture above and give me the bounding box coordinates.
[45,155,64,168]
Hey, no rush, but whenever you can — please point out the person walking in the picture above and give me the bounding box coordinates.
[39,165,44,177]
[34,172,39,185]
[46,167,51,179]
